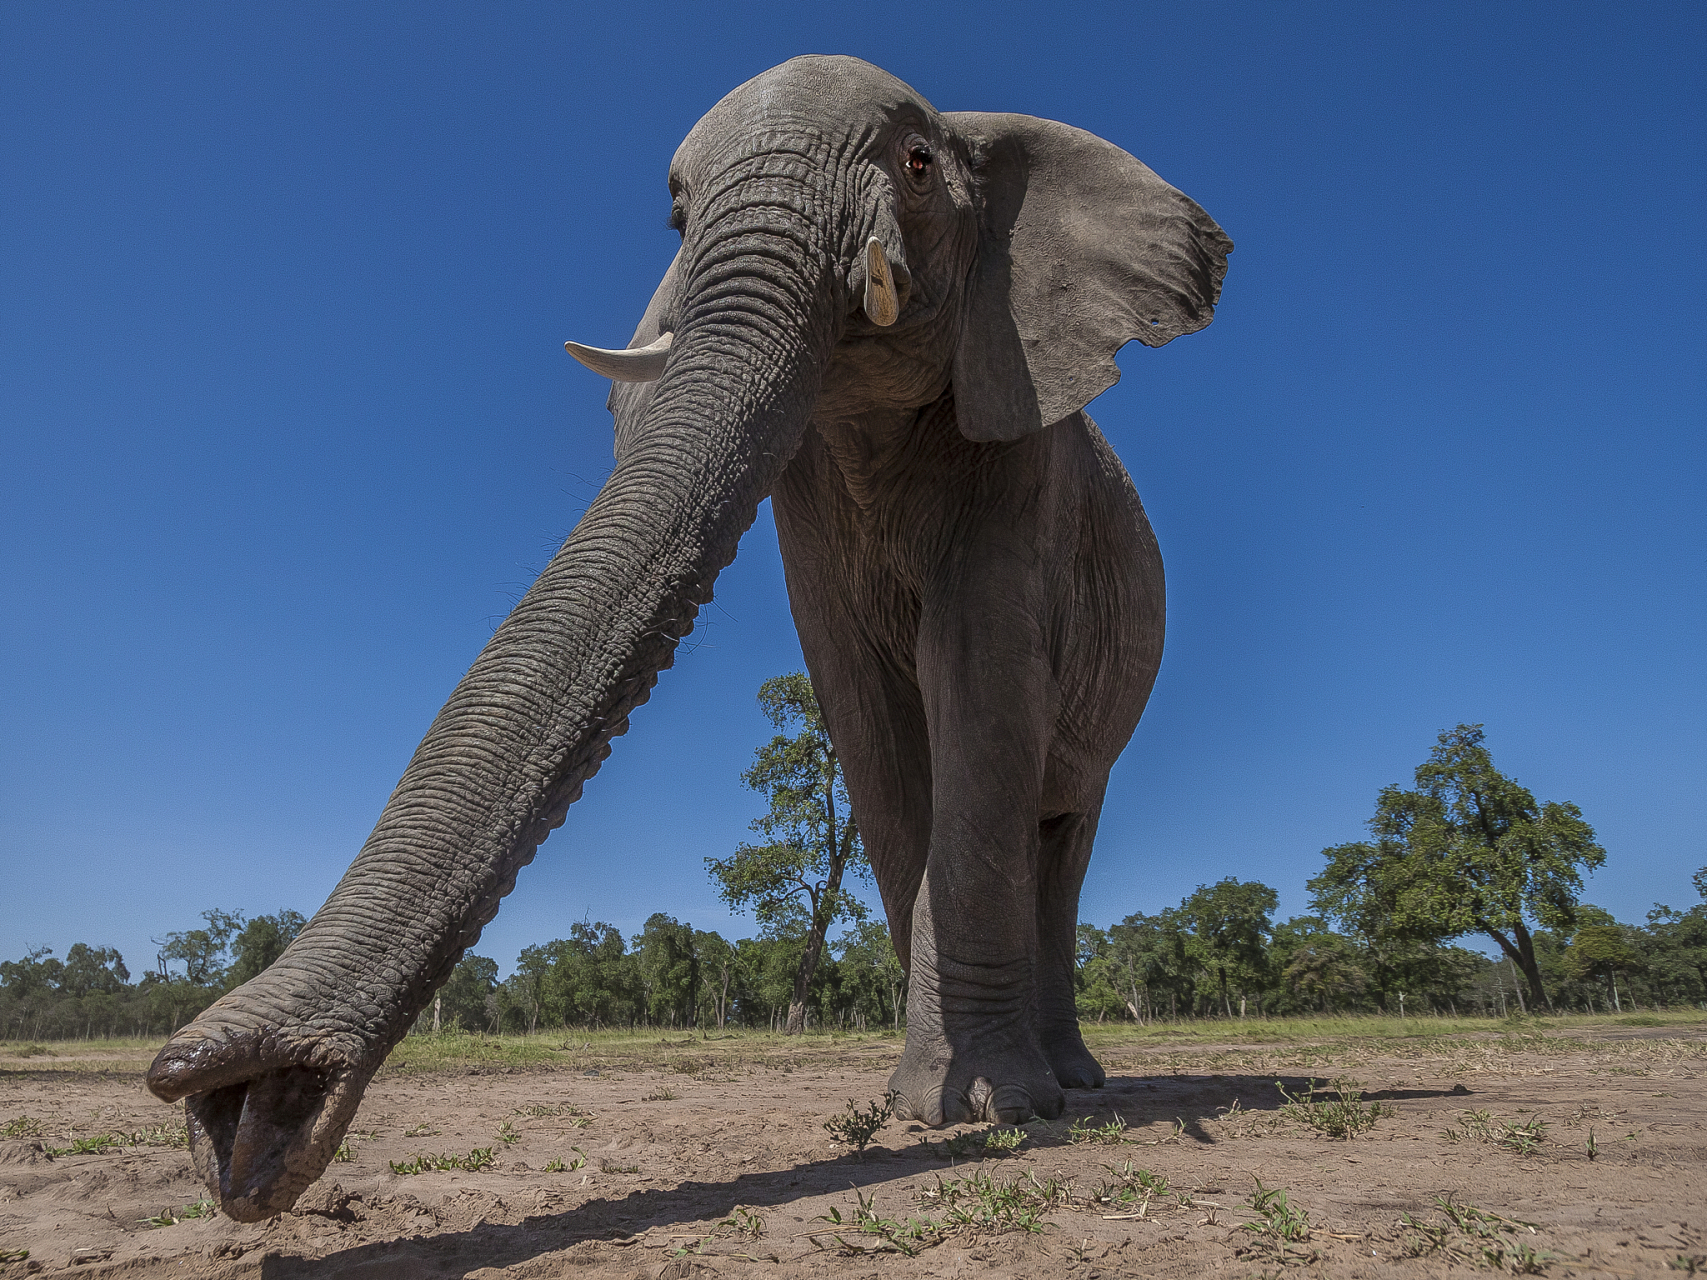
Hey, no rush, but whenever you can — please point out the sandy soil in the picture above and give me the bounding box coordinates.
[1,1025,1703,1278]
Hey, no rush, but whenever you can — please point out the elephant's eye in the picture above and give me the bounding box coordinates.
[906,145,933,176]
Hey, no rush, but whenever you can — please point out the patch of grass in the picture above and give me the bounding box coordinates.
[717,1207,766,1239]
[0,1116,44,1138]
[1275,1077,1392,1139]
[818,1188,942,1256]
[6,1045,52,1058]
[823,1096,892,1155]
[641,1088,678,1102]
[388,1147,496,1175]
[917,1169,1075,1236]
[1443,1109,1550,1155]
[1239,1178,1317,1263]
[1067,1113,1130,1144]
[1401,1194,1550,1272]
[139,1199,216,1228]
[48,1132,123,1156]
[1089,1160,1217,1219]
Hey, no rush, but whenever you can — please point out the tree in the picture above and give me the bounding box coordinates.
[1310,724,1605,1011]
[1180,879,1277,1017]
[694,930,737,1029]
[1563,906,1643,1012]
[154,908,245,986]
[834,919,906,1030]
[436,954,499,1031]
[58,944,130,998]
[634,913,699,1027]
[1268,916,1366,1014]
[225,910,306,989]
[707,673,869,1034]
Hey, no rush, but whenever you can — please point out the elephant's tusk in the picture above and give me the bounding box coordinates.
[862,237,899,327]
[563,331,673,382]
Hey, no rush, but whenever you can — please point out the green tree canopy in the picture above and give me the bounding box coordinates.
[706,672,869,1034]
[1309,724,1605,1011]
[1180,878,1277,1017]
[224,910,306,989]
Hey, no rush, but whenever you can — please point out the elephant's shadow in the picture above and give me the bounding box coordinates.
[259,1074,1471,1277]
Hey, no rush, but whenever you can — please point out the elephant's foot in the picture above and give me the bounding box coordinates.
[1041,1025,1106,1090]
[886,1034,1065,1126]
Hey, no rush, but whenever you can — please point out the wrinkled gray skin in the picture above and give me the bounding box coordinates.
[146,56,1230,1222]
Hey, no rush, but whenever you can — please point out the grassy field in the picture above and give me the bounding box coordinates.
[3,1008,1701,1078]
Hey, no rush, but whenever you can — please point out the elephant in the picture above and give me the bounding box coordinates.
[145,54,1231,1222]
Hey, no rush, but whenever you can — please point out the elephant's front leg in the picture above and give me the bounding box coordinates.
[887,578,1066,1126]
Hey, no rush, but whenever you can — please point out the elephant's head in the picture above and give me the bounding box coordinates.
[145,55,1229,1222]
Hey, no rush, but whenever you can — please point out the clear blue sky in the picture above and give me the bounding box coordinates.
[2,2,1701,981]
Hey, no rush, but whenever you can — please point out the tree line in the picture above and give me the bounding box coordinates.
[6,693,1700,1040]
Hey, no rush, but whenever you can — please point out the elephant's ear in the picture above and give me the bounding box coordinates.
[606,247,684,460]
[945,112,1232,442]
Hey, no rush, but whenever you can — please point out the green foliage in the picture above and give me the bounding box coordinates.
[139,1199,216,1228]
[706,672,870,1033]
[1311,724,1605,1012]
[1181,878,1277,1016]
[223,911,306,989]
[1274,1077,1392,1139]
[389,1147,496,1175]
[823,1096,892,1154]
[1067,1114,1130,1144]
[1442,1109,1550,1155]
[1400,1195,1549,1271]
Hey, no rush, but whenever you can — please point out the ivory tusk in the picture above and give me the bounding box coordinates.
[563,331,673,382]
[863,237,899,327]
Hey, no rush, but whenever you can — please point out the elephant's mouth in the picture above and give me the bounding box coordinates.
[149,1025,367,1222]
[185,1067,330,1219]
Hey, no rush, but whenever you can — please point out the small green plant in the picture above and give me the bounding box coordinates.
[981,1126,1026,1153]
[140,1199,216,1228]
[125,1122,189,1148]
[0,1116,44,1139]
[916,1169,1073,1237]
[48,1132,123,1157]
[1275,1077,1392,1139]
[403,1123,440,1137]
[388,1147,496,1175]
[1400,1195,1549,1271]
[497,1120,520,1145]
[717,1206,766,1239]
[818,1187,942,1256]
[1672,1253,1707,1273]
[642,1088,678,1102]
[600,1158,641,1174]
[332,1140,354,1163]
[1443,1109,1550,1155]
[1584,1129,1597,1161]
[1067,1113,1129,1144]
[543,1149,587,1173]
[0,1249,30,1263]
[1090,1160,1183,1215]
[823,1096,893,1155]
[1243,1178,1312,1242]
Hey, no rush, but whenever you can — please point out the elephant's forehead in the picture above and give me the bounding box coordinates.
[674,55,939,177]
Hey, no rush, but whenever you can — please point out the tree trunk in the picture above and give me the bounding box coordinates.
[784,765,857,1036]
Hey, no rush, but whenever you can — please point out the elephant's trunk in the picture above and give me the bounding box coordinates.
[145,194,841,1220]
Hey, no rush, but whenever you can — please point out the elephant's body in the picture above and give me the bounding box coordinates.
[147,55,1227,1219]
[774,397,1161,1119]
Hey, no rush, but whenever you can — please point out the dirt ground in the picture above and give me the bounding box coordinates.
[2,1022,1703,1278]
